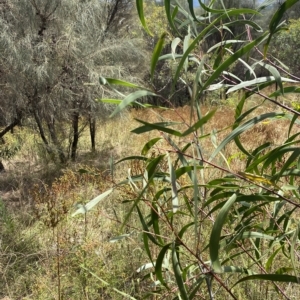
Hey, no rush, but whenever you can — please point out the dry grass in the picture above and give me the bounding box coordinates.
[0,96,300,299]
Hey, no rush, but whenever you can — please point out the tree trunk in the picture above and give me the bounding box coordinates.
[47,120,66,164]
[0,160,5,172]
[32,109,57,159]
[33,110,49,147]
[0,110,22,139]
[89,116,96,152]
[71,111,79,161]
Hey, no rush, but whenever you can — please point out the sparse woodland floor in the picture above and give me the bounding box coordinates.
[0,96,299,299]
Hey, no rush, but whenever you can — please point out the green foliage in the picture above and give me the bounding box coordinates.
[270,18,300,74]
[0,132,22,160]
[80,0,300,299]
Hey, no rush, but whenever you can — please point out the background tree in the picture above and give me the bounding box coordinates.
[270,18,300,75]
[0,0,148,162]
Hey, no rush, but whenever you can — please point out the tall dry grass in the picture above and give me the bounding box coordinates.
[0,96,300,299]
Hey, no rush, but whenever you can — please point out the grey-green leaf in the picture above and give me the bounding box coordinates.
[209,193,238,273]
[209,112,285,162]
[110,91,158,117]
[234,274,300,286]
[72,189,113,216]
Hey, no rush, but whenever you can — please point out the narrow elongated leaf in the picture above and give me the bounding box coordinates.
[115,155,147,165]
[171,37,181,60]
[266,247,282,272]
[238,172,281,190]
[223,71,242,83]
[127,168,139,191]
[175,166,200,178]
[187,0,198,20]
[222,266,255,274]
[264,0,298,56]
[100,99,124,105]
[172,243,189,300]
[136,0,152,35]
[173,10,265,91]
[151,32,167,81]
[223,20,263,32]
[147,155,165,179]
[132,119,182,136]
[181,109,216,136]
[81,265,137,300]
[273,148,300,179]
[225,49,256,79]
[164,0,180,34]
[235,92,246,119]
[200,1,258,14]
[199,1,224,13]
[200,32,269,93]
[234,274,300,286]
[159,53,185,60]
[211,129,230,170]
[151,202,164,245]
[121,166,166,231]
[210,193,237,273]
[258,62,283,94]
[262,147,300,173]
[272,55,290,70]
[227,77,297,94]
[291,224,300,280]
[136,205,162,246]
[141,138,162,155]
[258,0,277,11]
[272,169,300,181]
[72,189,113,216]
[101,98,183,110]
[206,83,232,91]
[143,234,154,266]
[167,153,179,213]
[136,262,155,273]
[240,231,274,240]
[209,112,285,162]
[189,275,206,299]
[268,86,300,98]
[178,222,195,240]
[155,244,171,288]
[183,27,191,73]
[288,114,300,138]
[269,0,298,33]
[99,77,143,89]
[109,234,131,243]
[207,40,245,53]
[110,91,158,117]
[171,5,178,22]
[190,54,209,117]
[193,158,200,249]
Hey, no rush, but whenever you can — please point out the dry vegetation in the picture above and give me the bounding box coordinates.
[0,95,299,299]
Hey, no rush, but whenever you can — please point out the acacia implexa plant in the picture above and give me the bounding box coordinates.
[75,0,300,298]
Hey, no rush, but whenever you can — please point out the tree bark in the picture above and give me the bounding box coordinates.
[47,119,66,164]
[89,116,96,152]
[0,111,22,173]
[0,160,4,172]
[0,110,22,139]
[33,110,50,148]
[71,111,79,161]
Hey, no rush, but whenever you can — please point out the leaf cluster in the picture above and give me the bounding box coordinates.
[76,0,300,299]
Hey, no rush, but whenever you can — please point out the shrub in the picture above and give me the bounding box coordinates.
[77,1,300,299]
